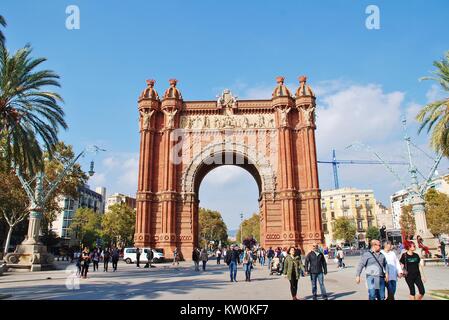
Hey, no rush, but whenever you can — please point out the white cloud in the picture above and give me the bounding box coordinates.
[425,84,446,103]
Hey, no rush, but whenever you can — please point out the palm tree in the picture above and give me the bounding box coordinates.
[417,51,449,157]
[0,44,67,174]
[0,15,6,46]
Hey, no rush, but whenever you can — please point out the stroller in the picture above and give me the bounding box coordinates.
[269,257,282,275]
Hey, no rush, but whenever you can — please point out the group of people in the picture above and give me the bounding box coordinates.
[74,247,121,279]
[356,239,427,300]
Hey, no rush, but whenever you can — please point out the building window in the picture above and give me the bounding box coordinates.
[368,220,372,227]
[358,221,363,230]
[330,202,334,209]
[323,223,328,233]
[331,212,335,219]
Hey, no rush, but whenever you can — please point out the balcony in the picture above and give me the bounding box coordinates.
[340,204,350,210]
[365,203,373,210]
[355,203,362,209]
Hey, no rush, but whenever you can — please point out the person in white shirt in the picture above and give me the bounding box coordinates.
[381,240,403,300]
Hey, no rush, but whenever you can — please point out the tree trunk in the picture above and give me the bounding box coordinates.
[4,224,14,256]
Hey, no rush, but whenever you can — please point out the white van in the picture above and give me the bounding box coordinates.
[123,247,164,264]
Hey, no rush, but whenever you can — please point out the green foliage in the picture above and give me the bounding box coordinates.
[101,203,136,247]
[198,208,228,248]
[69,208,102,249]
[425,188,449,236]
[332,217,356,243]
[400,205,416,239]
[0,43,67,174]
[237,213,260,244]
[416,51,449,157]
[0,15,6,46]
[366,226,380,242]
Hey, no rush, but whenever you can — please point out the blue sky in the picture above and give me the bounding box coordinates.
[2,0,449,229]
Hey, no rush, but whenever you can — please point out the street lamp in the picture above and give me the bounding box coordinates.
[240,213,243,245]
[4,145,105,271]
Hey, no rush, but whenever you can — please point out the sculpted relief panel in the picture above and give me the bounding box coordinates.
[180,113,275,130]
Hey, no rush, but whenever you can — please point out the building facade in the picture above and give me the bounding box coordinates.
[135,76,323,259]
[321,188,378,247]
[106,193,137,212]
[375,201,394,229]
[52,185,105,241]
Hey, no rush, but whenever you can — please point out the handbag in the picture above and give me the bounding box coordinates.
[401,253,408,277]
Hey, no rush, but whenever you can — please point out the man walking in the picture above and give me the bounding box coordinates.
[356,239,389,300]
[305,243,328,300]
[216,248,222,264]
[192,247,200,271]
[145,248,154,268]
[226,245,240,282]
[440,239,447,266]
[381,241,403,300]
[136,247,141,268]
[111,247,119,272]
[266,247,274,270]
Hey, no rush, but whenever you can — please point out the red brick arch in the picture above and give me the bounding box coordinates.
[134,77,323,259]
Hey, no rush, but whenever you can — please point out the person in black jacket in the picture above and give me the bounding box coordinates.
[305,243,328,300]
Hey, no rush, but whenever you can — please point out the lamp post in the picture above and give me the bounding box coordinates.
[4,145,105,271]
[240,213,244,245]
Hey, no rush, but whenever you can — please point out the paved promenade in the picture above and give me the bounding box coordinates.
[1,256,448,300]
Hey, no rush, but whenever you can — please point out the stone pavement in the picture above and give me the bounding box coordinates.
[0,256,448,300]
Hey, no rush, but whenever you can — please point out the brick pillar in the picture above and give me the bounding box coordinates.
[135,80,160,248]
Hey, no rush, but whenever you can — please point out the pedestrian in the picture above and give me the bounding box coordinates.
[103,248,110,272]
[75,250,82,276]
[440,239,447,266]
[305,243,328,300]
[258,248,266,267]
[336,246,345,269]
[111,247,119,272]
[243,247,254,281]
[356,239,389,300]
[266,247,274,270]
[172,247,179,266]
[80,247,91,279]
[145,248,154,268]
[192,247,200,271]
[135,247,141,268]
[400,241,426,300]
[225,245,240,282]
[200,248,208,271]
[216,248,222,264]
[323,246,329,263]
[91,248,100,272]
[381,240,403,300]
[283,246,305,300]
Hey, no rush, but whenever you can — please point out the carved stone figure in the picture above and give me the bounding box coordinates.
[279,106,291,127]
[302,106,316,126]
[140,109,155,130]
[258,114,266,128]
[163,109,178,129]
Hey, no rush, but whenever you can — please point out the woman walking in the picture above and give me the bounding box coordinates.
[103,248,111,272]
[80,247,91,279]
[283,246,305,300]
[400,241,426,300]
[91,248,100,272]
[200,248,209,271]
[111,247,120,272]
[243,247,254,282]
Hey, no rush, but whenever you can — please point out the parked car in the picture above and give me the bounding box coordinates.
[123,247,164,264]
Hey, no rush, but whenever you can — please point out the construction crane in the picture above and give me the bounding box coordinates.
[318,149,409,189]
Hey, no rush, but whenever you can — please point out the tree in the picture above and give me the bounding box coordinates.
[416,51,449,157]
[366,226,380,242]
[101,203,136,247]
[237,213,260,244]
[41,142,88,232]
[69,208,102,249]
[0,15,6,46]
[198,208,228,249]
[0,43,67,175]
[425,188,449,236]
[400,205,416,239]
[0,169,29,254]
[332,217,356,244]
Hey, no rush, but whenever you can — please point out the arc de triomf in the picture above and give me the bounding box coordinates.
[134,76,323,259]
